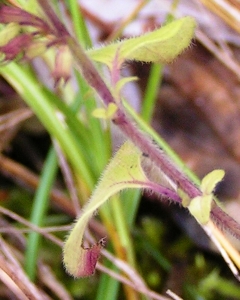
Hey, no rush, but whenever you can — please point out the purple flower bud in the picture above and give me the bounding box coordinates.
[0,33,33,61]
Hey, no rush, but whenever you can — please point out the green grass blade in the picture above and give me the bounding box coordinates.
[25,147,58,280]
[68,0,92,48]
[96,265,119,300]
[0,63,94,189]
[141,63,163,122]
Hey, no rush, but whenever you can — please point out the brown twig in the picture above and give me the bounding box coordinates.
[0,239,50,300]
[0,154,75,216]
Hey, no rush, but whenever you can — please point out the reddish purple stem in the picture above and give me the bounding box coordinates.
[37,0,240,240]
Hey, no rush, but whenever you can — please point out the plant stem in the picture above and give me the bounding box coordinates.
[38,0,240,244]
[34,1,240,241]
[40,1,197,200]
[123,100,200,184]
[66,36,201,199]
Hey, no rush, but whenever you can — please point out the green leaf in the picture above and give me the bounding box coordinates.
[115,76,138,96]
[178,188,191,207]
[63,141,149,277]
[188,169,225,224]
[201,169,225,195]
[188,195,212,225]
[88,17,196,67]
[92,103,118,119]
[63,141,182,277]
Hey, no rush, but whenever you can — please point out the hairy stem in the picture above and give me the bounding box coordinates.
[66,36,240,241]
[67,35,201,199]
[37,0,199,199]
[37,0,240,240]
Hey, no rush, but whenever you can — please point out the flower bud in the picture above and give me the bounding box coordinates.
[52,45,72,86]
[0,33,33,61]
[0,23,20,46]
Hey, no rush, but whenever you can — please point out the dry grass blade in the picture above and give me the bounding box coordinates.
[196,29,240,80]
[0,238,50,300]
[0,223,72,299]
[38,264,73,300]
[54,140,81,215]
[97,263,171,300]
[200,0,240,33]
[0,154,76,216]
[203,221,240,281]
[0,206,63,246]
[0,108,33,132]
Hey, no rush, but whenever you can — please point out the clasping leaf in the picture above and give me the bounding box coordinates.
[188,170,225,224]
[63,141,149,277]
